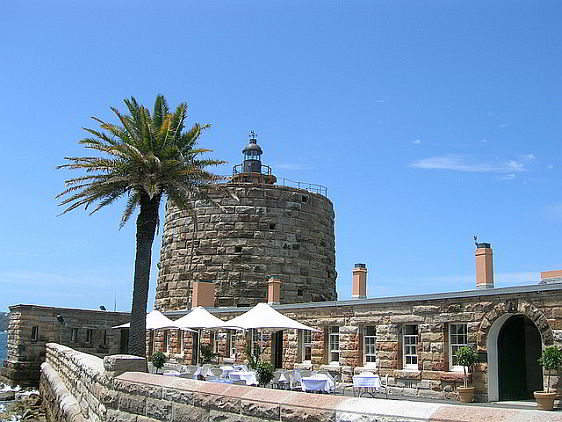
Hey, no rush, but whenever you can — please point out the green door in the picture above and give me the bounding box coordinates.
[498,315,532,400]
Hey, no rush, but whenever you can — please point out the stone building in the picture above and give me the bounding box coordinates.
[155,133,337,310]
[0,305,130,386]
[153,248,562,403]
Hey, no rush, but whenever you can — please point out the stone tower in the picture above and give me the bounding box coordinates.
[154,132,337,310]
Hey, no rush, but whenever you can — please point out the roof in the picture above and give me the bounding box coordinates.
[164,282,562,317]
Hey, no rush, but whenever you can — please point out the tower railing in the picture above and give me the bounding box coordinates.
[232,163,273,176]
[278,178,328,196]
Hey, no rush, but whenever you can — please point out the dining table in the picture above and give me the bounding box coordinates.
[352,373,381,397]
[301,374,334,393]
[228,370,258,386]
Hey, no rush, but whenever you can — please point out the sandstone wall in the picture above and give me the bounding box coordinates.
[40,343,560,422]
[155,285,562,402]
[155,183,337,310]
[1,305,130,386]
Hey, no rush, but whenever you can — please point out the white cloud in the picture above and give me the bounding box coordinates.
[413,139,421,145]
[520,153,536,161]
[506,160,524,170]
[500,174,516,180]
[480,139,488,143]
[410,154,527,173]
[547,165,553,170]
[499,123,509,128]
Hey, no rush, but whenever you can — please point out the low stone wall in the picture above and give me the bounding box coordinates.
[40,343,561,422]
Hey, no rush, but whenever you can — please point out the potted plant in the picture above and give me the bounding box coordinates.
[256,361,275,387]
[150,351,166,374]
[456,346,479,403]
[535,345,562,411]
[200,344,218,364]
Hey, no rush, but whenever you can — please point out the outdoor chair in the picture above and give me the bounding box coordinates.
[232,380,247,385]
[299,370,312,378]
[209,367,223,378]
[271,370,288,389]
[379,374,389,399]
[291,370,302,390]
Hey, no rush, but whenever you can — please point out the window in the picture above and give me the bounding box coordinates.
[179,329,184,354]
[449,324,468,371]
[364,326,377,366]
[86,329,93,343]
[163,330,171,353]
[71,328,78,343]
[301,330,312,363]
[31,326,39,341]
[403,325,418,369]
[102,330,107,346]
[269,223,276,230]
[328,326,340,364]
[228,330,237,358]
[235,246,242,253]
[210,331,218,354]
[250,328,260,356]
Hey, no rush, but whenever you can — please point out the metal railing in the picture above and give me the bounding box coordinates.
[232,163,273,176]
[278,178,328,196]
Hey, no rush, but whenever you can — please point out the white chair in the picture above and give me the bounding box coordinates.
[291,370,303,390]
[271,370,286,389]
[209,367,223,378]
[379,374,389,398]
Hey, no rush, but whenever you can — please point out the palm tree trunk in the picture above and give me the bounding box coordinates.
[129,193,161,357]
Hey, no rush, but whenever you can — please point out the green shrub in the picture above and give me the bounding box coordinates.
[538,345,562,393]
[256,361,275,386]
[150,351,166,373]
[200,343,218,364]
[245,341,260,370]
[456,346,479,387]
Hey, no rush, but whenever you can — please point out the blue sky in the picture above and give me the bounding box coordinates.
[1,1,560,312]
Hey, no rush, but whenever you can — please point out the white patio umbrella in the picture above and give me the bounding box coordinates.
[222,302,320,332]
[174,306,233,365]
[222,302,320,368]
[111,309,182,330]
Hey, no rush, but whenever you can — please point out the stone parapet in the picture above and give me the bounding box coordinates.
[39,344,562,422]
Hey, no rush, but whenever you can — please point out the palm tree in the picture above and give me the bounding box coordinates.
[57,95,225,356]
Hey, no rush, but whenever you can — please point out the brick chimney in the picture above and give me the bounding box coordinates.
[192,280,215,307]
[352,263,367,299]
[475,243,494,289]
[540,270,562,284]
[267,275,282,304]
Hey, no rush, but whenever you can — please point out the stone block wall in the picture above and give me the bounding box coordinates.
[40,343,560,422]
[1,305,130,386]
[155,183,337,310]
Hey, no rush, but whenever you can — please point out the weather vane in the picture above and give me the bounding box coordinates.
[474,235,478,247]
[249,130,257,140]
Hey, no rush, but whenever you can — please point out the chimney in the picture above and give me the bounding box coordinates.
[352,263,367,299]
[475,243,494,289]
[267,275,282,304]
[192,280,215,307]
[540,270,562,284]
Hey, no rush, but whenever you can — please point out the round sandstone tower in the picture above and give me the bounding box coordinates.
[154,133,337,311]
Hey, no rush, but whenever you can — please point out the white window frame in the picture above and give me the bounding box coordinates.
[210,331,218,354]
[228,330,237,359]
[449,323,468,371]
[179,329,185,354]
[250,328,260,356]
[363,326,377,367]
[301,330,312,363]
[403,325,418,370]
[328,326,340,365]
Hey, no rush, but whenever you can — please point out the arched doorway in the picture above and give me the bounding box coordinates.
[497,315,542,400]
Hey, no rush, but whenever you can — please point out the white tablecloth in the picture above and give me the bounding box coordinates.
[220,366,235,378]
[163,370,181,377]
[229,371,258,385]
[301,374,334,393]
[352,374,381,388]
